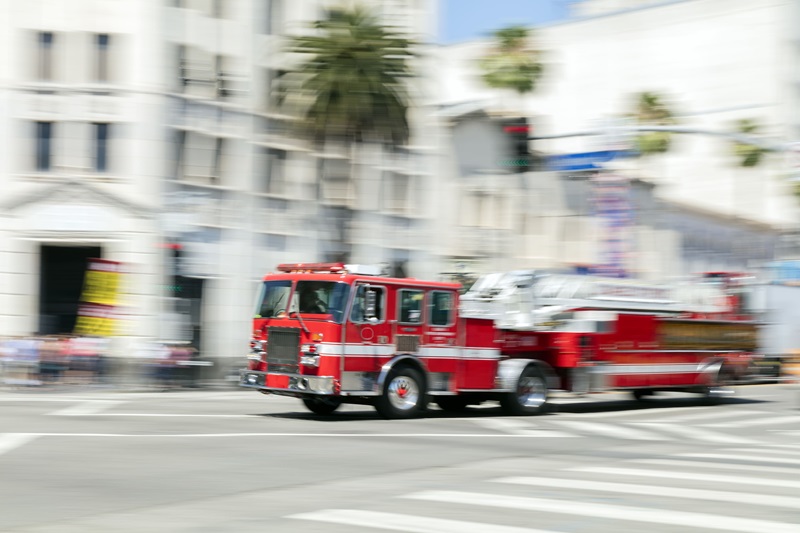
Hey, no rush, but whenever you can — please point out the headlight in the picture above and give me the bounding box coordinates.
[300,354,320,367]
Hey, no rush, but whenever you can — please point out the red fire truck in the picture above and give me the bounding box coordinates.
[240,263,757,418]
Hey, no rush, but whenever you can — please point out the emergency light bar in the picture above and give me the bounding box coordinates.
[276,263,346,273]
[275,263,387,276]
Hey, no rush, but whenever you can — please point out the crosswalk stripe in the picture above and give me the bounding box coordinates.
[572,466,800,489]
[679,452,800,466]
[0,433,37,457]
[48,400,125,416]
[726,447,800,457]
[630,422,758,444]
[287,509,558,533]
[403,490,798,533]
[493,476,800,509]
[703,415,800,428]
[647,409,763,423]
[549,420,665,440]
[474,419,576,438]
[628,458,796,475]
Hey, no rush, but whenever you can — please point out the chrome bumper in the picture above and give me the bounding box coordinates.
[239,370,335,395]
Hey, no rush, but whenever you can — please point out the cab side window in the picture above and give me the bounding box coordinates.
[399,289,424,324]
[429,291,454,326]
[350,285,385,323]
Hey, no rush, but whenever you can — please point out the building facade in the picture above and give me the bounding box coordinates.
[431,0,798,280]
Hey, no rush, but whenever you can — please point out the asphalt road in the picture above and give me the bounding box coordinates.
[1,384,798,532]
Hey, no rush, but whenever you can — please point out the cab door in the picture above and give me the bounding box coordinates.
[423,290,461,391]
[396,288,425,355]
[342,283,391,392]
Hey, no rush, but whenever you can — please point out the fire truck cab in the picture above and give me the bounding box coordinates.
[241,263,495,419]
[241,263,756,418]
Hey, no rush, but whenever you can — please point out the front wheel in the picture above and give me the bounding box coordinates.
[500,365,548,416]
[375,366,426,419]
[302,396,342,415]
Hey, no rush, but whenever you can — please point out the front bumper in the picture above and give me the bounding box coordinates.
[239,370,335,395]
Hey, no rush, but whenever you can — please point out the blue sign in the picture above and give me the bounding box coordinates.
[547,150,636,172]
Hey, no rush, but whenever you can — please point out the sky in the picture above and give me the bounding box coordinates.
[438,0,579,44]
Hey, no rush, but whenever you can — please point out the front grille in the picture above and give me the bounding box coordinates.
[395,335,420,354]
[266,327,301,374]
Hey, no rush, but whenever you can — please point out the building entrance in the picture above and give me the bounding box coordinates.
[39,244,102,335]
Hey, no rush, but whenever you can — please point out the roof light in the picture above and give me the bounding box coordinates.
[276,263,346,273]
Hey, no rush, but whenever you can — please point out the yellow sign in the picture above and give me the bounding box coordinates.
[81,269,120,306]
[74,259,122,337]
[74,315,115,337]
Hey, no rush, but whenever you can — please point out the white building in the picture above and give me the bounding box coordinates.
[431,0,799,278]
[0,0,441,370]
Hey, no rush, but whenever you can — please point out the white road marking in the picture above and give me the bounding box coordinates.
[403,490,798,533]
[20,432,571,438]
[572,466,800,489]
[630,422,759,444]
[628,458,799,475]
[494,476,800,509]
[725,447,800,457]
[0,433,37,457]
[289,509,557,533]
[647,409,763,423]
[549,420,665,440]
[679,452,800,466]
[474,419,576,438]
[50,413,258,418]
[560,405,718,419]
[48,400,125,416]
[0,397,117,402]
[703,415,800,428]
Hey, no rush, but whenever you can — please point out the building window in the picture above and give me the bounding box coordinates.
[212,0,225,18]
[181,132,222,185]
[93,123,110,172]
[36,122,53,171]
[383,171,411,212]
[264,148,287,194]
[95,34,110,83]
[215,55,228,99]
[266,0,282,35]
[38,32,54,81]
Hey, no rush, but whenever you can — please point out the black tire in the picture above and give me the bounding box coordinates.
[434,396,469,412]
[500,365,548,416]
[700,367,733,405]
[302,396,342,415]
[375,366,426,419]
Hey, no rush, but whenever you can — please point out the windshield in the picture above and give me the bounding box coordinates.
[254,280,292,318]
[290,281,351,324]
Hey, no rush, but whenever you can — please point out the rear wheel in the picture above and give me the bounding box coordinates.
[375,366,426,419]
[701,366,734,405]
[302,396,342,415]
[500,365,548,416]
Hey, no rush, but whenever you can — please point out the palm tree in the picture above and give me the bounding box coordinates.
[274,6,416,261]
[631,91,675,155]
[277,6,415,146]
[732,118,767,168]
[479,25,544,100]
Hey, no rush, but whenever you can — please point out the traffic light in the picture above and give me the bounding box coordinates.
[502,117,532,172]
